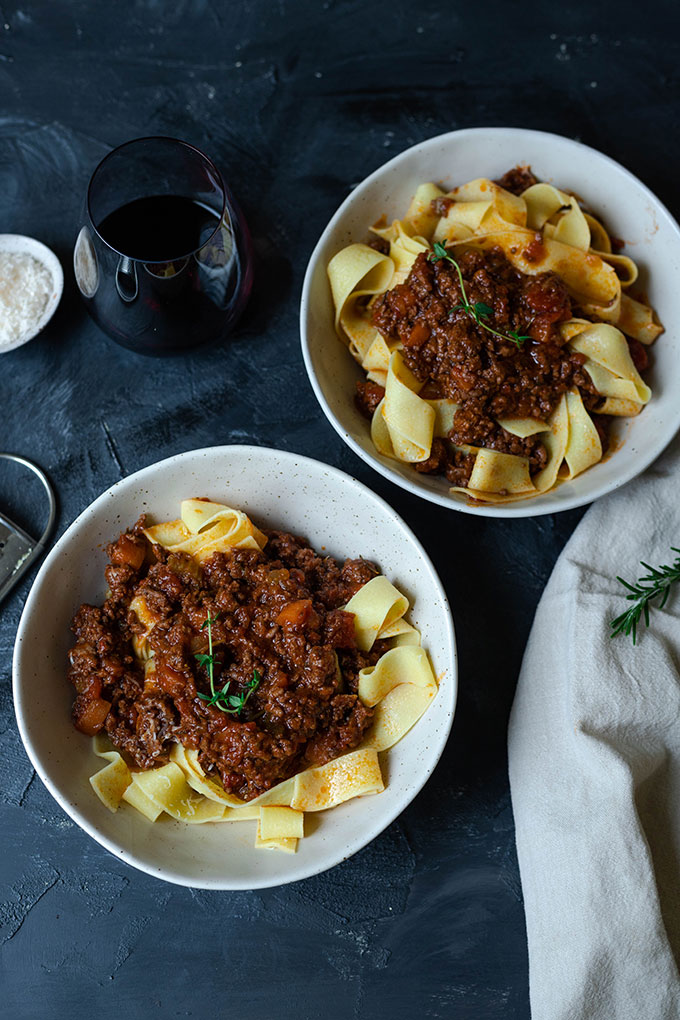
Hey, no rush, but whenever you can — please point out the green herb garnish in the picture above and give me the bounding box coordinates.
[429,241,531,348]
[195,611,262,714]
[610,547,680,644]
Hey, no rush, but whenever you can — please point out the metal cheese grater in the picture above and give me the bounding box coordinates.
[0,453,56,604]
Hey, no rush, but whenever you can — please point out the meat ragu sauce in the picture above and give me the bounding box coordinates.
[68,519,383,801]
[355,168,649,489]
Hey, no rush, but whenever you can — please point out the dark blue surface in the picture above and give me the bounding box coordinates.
[0,2,675,1016]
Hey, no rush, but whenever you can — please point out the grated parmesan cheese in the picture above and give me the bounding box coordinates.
[0,252,53,345]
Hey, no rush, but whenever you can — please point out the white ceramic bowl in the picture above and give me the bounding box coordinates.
[300,127,680,517]
[13,446,457,889]
[0,234,63,353]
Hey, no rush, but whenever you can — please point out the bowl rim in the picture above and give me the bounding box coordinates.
[299,125,680,518]
[12,444,458,889]
[0,233,64,353]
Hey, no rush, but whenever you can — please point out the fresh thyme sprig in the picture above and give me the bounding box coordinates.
[194,610,262,714]
[610,547,680,645]
[428,241,530,348]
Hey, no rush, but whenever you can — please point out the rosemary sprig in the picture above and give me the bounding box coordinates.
[610,547,680,644]
[194,610,262,714]
[429,241,530,348]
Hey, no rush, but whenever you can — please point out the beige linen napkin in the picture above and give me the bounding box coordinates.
[508,435,680,1020]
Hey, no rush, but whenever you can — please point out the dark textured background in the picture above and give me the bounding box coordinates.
[0,1,676,1017]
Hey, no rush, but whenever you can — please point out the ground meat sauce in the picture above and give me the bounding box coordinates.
[355,379,385,417]
[370,242,604,487]
[494,165,538,196]
[68,519,384,801]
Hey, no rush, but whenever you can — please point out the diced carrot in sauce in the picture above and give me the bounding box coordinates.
[74,697,111,736]
[109,533,146,570]
[276,599,313,628]
[404,321,430,347]
[156,665,186,698]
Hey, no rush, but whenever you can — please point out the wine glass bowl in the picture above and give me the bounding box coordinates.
[74,136,253,355]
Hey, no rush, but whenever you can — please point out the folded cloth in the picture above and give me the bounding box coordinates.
[508,435,680,1020]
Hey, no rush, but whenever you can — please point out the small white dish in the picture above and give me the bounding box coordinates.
[13,445,457,889]
[0,233,64,353]
[300,127,680,517]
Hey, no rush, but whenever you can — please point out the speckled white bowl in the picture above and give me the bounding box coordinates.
[300,127,680,517]
[0,234,63,353]
[13,446,456,889]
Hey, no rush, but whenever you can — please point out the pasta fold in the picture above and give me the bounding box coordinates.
[567,322,651,405]
[290,748,385,810]
[143,500,267,562]
[327,243,395,361]
[403,182,445,239]
[358,645,436,706]
[363,684,437,753]
[345,574,410,652]
[90,735,132,813]
[563,389,602,478]
[381,351,435,462]
[468,449,534,494]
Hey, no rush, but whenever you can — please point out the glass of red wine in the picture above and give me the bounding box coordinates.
[74,136,253,355]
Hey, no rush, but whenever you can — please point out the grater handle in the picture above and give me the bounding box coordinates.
[0,453,56,604]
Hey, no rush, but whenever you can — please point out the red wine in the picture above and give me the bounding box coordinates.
[97,195,219,261]
[79,192,253,356]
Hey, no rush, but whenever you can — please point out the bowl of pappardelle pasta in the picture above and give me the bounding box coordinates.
[300,127,680,516]
[13,445,456,890]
